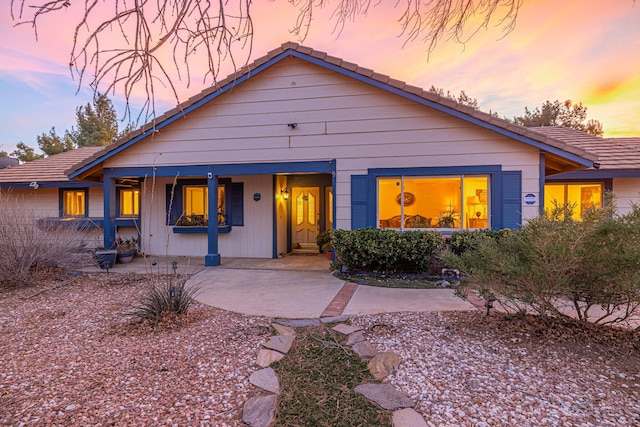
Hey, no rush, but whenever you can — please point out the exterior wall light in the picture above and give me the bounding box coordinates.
[281,188,289,200]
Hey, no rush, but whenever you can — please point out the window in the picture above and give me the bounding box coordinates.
[179,185,226,226]
[119,189,140,217]
[377,175,489,230]
[61,189,87,217]
[544,183,603,220]
[167,179,243,229]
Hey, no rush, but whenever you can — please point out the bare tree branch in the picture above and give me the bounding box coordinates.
[10,0,523,124]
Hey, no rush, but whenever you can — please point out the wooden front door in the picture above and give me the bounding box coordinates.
[292,187,319,246]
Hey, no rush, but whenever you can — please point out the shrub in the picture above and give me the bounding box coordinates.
[332,228,443,274]
[441,198,640,328]
[130,275,199,323]
[0,192,87,287]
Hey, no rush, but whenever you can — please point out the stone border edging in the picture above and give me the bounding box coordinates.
[241,316,429,427]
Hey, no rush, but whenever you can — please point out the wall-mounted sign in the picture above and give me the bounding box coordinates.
[524,193,537,205]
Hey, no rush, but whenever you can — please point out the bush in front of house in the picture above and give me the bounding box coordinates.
[446,228,512,255]
[0,192,87,287]
[331,228,444,274]
[440,197,640,328]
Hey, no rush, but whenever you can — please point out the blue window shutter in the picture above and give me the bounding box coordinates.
[351,175,368,229]
[502,171,522,229]
[230,182,244,226]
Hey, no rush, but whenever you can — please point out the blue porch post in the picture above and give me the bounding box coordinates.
[205,173,221,266]
[103,177,117,249]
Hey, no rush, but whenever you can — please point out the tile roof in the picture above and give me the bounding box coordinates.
[68,42,598,179]
[0,147,103,183]
[530,127,640,170]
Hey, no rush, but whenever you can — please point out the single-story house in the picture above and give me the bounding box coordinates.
[532,126,640,218]
[60,42,601,266]
[0,147,138,246]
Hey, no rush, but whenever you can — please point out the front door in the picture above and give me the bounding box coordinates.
[292,187,319,246]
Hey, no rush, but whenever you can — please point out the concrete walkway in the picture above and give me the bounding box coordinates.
[79,254,477,318]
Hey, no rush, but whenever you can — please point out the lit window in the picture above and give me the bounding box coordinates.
[62,190,86,217]
[119,189,140,216]
[544,183,603,220]
[377,175,489,230]
[181,185,226,226]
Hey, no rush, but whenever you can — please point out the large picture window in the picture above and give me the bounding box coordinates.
[378,175,489,230]
[61,189,87,217]
[544,183,603,220]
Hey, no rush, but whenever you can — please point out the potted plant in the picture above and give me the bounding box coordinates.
[316,230,334,259]
[437,208,459,228]
[116,237,138,263]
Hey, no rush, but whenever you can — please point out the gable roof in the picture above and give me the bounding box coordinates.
[531,127,640,175]
[67,42,598,181]
[0,147,103,187]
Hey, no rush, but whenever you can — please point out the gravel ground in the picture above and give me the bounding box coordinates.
[353,311,640,427]
[2,273,639,426]
[0,273,270,426]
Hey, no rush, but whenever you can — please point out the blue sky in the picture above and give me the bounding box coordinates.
[2,0,639,156]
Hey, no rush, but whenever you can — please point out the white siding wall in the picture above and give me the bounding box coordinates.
[613,178,640,215]
[138,175,273,257]
[105,58,543,253]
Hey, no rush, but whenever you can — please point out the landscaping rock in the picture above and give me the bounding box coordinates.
[332,323,363,335]
[249,368,280,394]
[271,323,296,336]
[392,408,428,427]
[320,315,350,324]
[287,319,321,328]
[345,330,365,346]
[351,341,378,358]
[242,395,277,427]
[256,348,286,368]
[368,352,401,380]
[354,383,414,410]
[262,335,294,354]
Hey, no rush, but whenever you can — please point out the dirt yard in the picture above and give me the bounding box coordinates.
[1,273,638,426]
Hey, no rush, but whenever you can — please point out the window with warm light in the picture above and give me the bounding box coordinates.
[544,183,603,220]
[182,185,226,225]
[119,189,140,216]
[377,175,489,230]
[61,189,87,217]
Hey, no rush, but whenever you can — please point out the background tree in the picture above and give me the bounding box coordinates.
[37,127,74,156]
[0,151,8,158]
[10,0,523,119]
[511,99,604,136]
[66,93,120,147]
[11,142,43,162]
[429,86,479,109]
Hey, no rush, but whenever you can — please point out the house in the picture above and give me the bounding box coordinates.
[0,147,138,246]
[64,42,599,265]
[533,127,640,217]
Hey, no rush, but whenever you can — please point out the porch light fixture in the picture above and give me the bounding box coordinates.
[281,188,289,200]
[287,123,297,129]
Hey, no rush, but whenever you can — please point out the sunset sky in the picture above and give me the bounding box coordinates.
[1,0,639,156]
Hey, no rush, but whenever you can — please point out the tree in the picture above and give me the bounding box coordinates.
[37,127,74,156]
[0,151,8,158]
[429,86,479,109]
[66,93,120,147]
[10,0,523,119]
[511,99,604,136]
[11,142,44,162]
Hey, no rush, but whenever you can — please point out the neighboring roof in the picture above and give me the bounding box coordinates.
[68,42,598,181]
[531,127,640,171]
[0,147,103,185]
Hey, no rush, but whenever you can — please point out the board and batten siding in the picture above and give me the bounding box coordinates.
[105,57,542,231]
[138,175,273,257]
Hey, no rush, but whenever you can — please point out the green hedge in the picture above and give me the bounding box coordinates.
[331,228,444,274]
